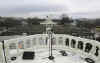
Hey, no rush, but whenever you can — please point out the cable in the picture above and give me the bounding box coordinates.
[2,41,7,63]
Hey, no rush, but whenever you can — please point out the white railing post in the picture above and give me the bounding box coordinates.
[0,42,5,63]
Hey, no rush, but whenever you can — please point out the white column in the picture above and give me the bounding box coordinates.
[69,38,72,49]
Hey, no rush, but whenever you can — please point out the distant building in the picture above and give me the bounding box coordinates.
[95,26,100,38]
[71,20,77,26]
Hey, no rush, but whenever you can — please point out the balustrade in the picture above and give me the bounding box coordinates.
[0,34,100,63]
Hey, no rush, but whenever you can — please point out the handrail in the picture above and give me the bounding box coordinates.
[0,34,100,63]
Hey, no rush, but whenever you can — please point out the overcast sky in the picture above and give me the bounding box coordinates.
[0,0,100,18]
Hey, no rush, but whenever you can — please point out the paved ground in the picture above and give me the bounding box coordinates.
[10,48,86,63]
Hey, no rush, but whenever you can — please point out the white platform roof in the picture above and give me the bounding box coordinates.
[40,18,57,25]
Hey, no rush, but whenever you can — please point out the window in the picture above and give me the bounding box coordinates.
[51,38,56,45]
[45,37,48,45]
[94,46,99,56]
[78,41,83,50]
[32,38,36,45]
[26,39,31,48]
[85,43,92,53]
[65,38,69,46]
[18,41,24,49]
[39,37,43,45]
[58,37,63,45]
[71,39,76,48]
[9,43,16,49]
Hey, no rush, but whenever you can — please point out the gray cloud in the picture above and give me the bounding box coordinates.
[68,11,100,19]
[0,4,66,16]
[0,0,100,18]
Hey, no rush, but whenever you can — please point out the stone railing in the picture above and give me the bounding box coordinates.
[0,34,100,63]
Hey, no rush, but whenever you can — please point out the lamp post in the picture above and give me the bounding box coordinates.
[40,16,56,60]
